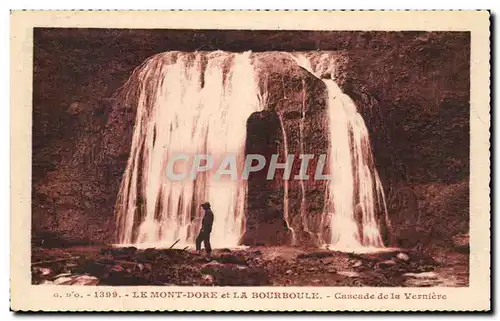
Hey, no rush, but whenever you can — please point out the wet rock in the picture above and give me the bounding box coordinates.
[53,272,72,279]
[32,247,74,262]
[32,32,470,248]
[431,252,447,266]
[96,255,116,265]
[404,278,440,287]
[201,261,225,275]
[195,256,213,263]
[41,267,52,275]
[248,257,264,266]
[141,248,159,261]
[78,258,111,278]
[39,280,55,285]
[157,249,188,260]
[416,265,436,273]
[107,246,137,260]
[110,265,125,273]
[212,266,269,286]
[452,233,469,253]
[404,271,438,279]
[403,271,440,286]
[69,275,100,285]
[53,274,100,285]
[115,247,135,257]
[33,267,52,277]
[73,255,153,286]
[100,247,112,255]
[54,276,73,284]
[378,260,397,268]
[396,253,410,262]
[285,269,293,275]
[136,263,152,274]
[102,266,151,285]
[67,102,91,116]
[200,259,269,286]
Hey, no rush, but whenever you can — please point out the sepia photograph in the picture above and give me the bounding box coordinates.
[30,28,471,288]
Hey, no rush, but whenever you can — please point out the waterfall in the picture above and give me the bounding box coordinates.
[277,113,296,245]
[293,53,389,250]
[115,51,262,248]
[115,50,388,251]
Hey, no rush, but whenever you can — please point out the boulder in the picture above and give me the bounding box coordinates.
[201,274,215,286]
[107,246,138,260]
[403,271,438,280]
[70,275,100,285]
[53,276,73,285]
[351,260,363,268]
[297,251,334,259]
[201,260,269,286]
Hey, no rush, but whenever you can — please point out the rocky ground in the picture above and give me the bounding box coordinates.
[32,245,468,287]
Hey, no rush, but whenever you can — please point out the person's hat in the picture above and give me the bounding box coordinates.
[200,202,211,208]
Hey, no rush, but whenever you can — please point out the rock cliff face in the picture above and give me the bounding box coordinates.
[244,52,329,246]
[32,29,469,249]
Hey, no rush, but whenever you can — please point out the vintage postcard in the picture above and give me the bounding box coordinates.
[10,10,490,312]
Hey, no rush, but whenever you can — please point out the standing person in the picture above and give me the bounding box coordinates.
[196,202,214,255]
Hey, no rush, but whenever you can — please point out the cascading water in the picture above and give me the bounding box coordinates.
[294,53,389,251]
[115,51,262,248]
[115,50,388,252]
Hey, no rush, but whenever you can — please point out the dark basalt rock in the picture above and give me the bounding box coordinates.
[32,30,470,250]
[216,253,247,266]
